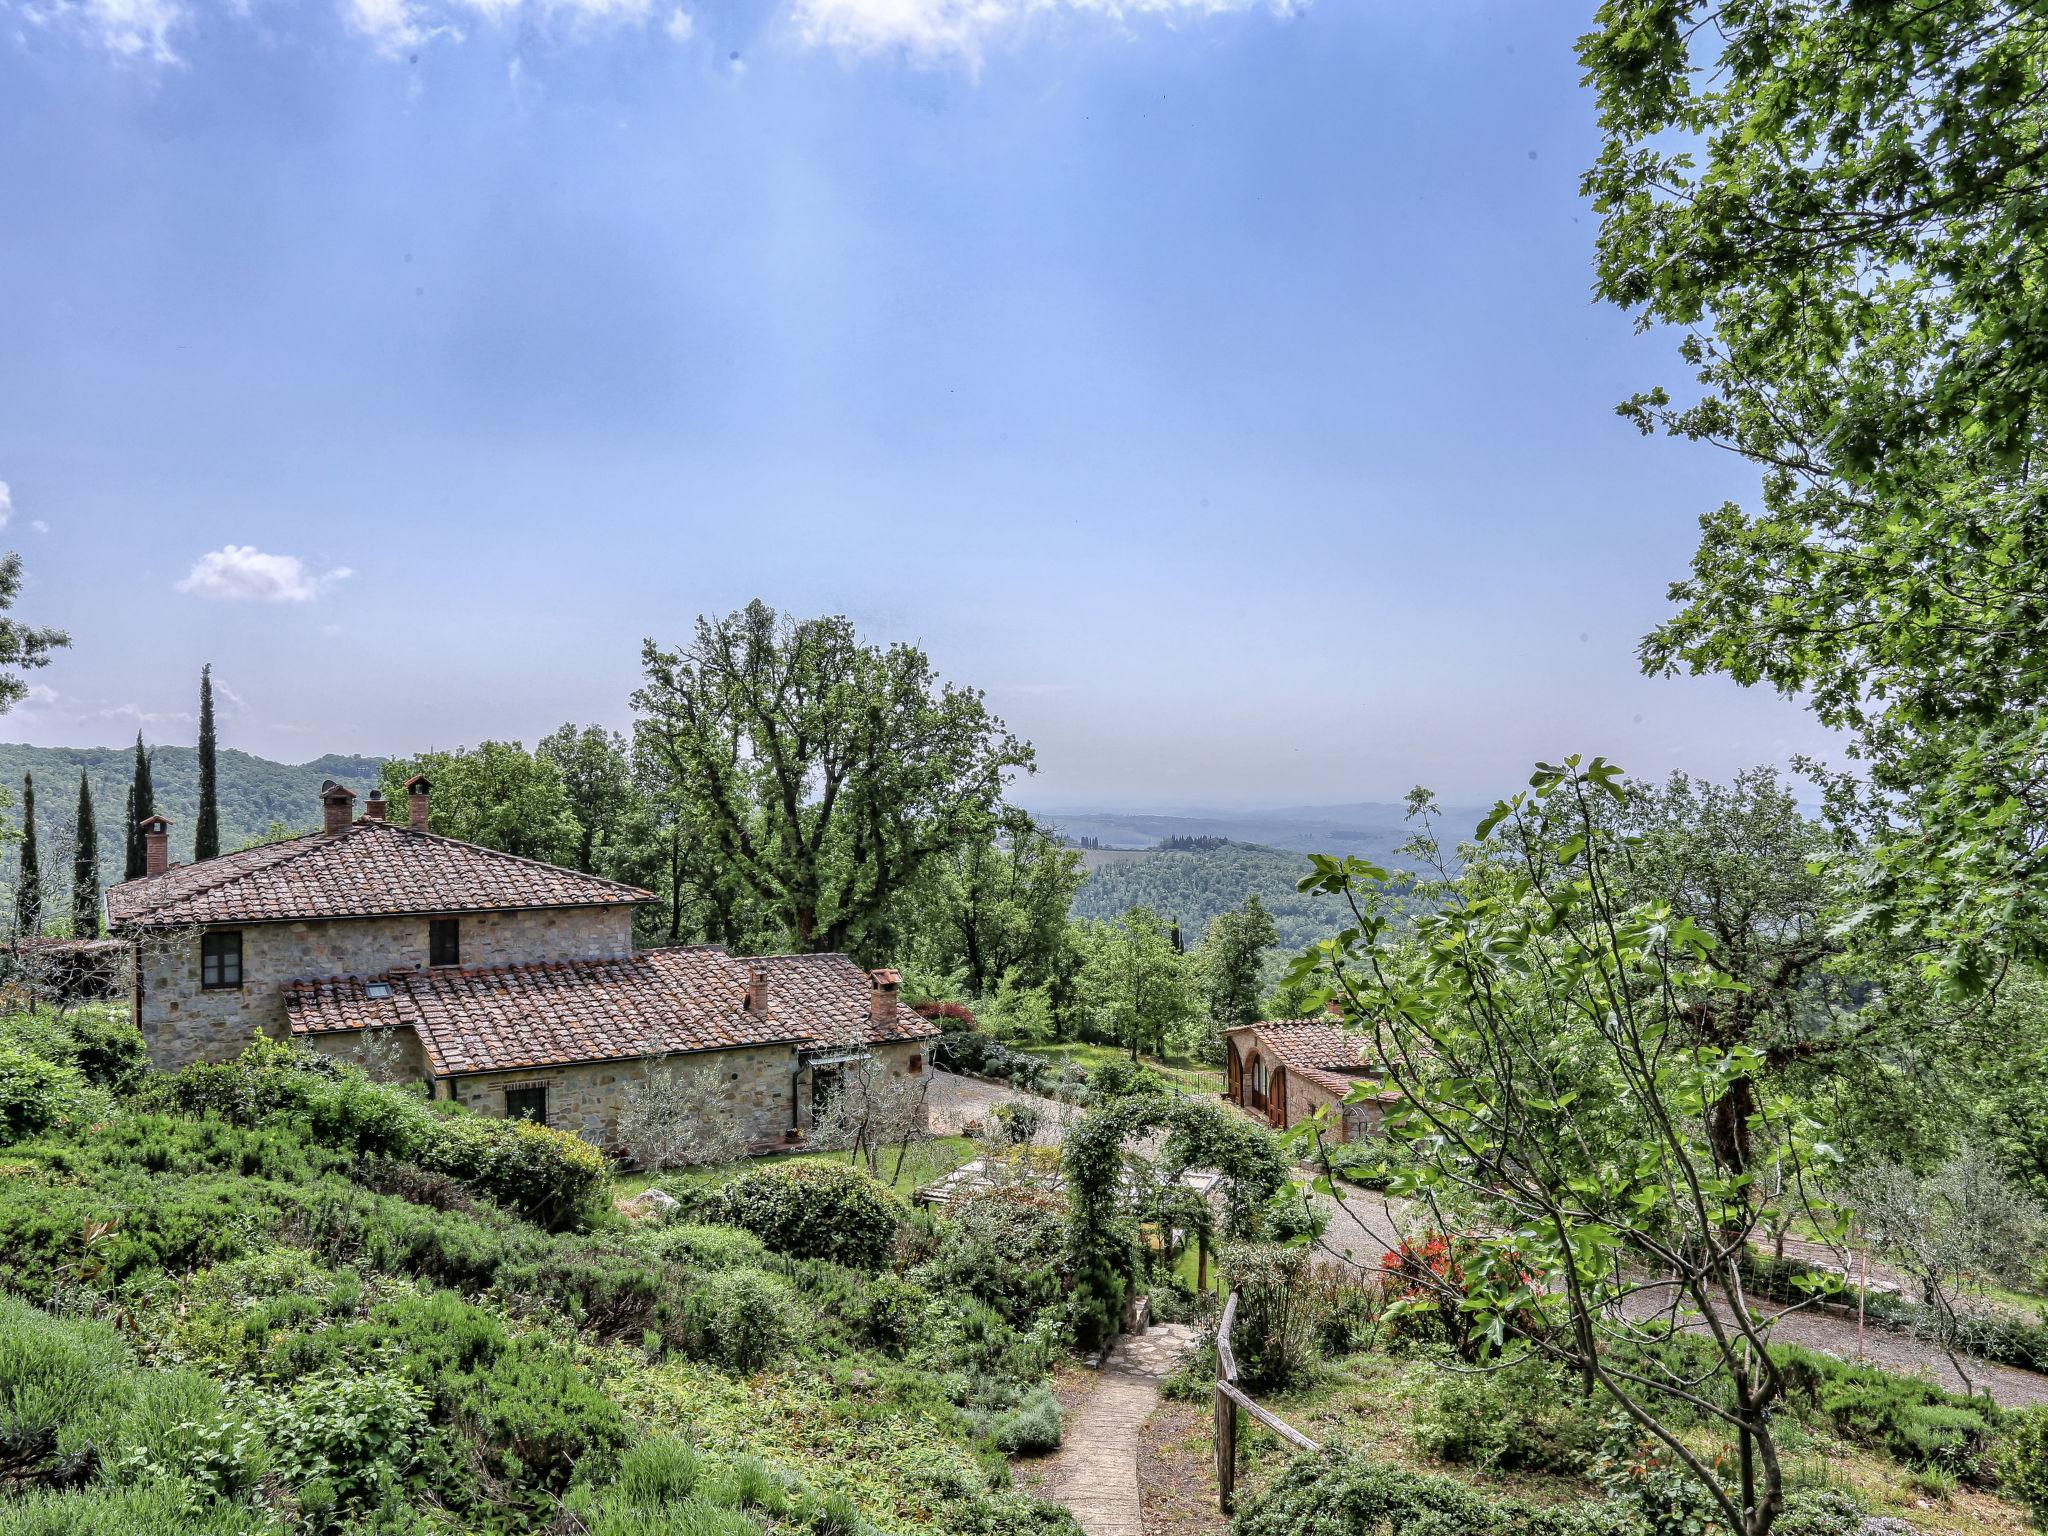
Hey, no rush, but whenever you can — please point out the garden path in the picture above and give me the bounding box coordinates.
[1038,1324,1199,1536]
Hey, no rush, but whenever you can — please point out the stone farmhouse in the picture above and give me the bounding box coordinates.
[104,776,937,1151]
[1221,1018,1399,1143]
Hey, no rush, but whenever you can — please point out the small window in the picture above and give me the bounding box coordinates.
[200,931,243,990]
[504,1084,548,1124]
[429,918,460,968]
[364,981,393,1000]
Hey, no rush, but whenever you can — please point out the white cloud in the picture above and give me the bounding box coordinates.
[548,0,653,21]
[177,545,353,603]
[23,683,59,706]
[343,0,456,57]
[31,521,48,534]
[664,4,691,38]
[789,0,1304,67]
[84,0,184,60]
[0,481,10,529]
[13,0,186,62]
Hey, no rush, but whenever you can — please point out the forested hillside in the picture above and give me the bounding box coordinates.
[0,742,386,884]
[1069,839,1373,950]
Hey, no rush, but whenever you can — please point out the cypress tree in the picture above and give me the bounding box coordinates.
[72,771,100,938]
[195,663,219,862]
[15,772,39,937]
[124,733,153,880]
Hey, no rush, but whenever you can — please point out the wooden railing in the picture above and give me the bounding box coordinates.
[1212,1288,1321,1512]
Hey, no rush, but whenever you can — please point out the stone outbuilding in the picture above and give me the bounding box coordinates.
[104,777,937,1152]
[1221,1018,1399,1143]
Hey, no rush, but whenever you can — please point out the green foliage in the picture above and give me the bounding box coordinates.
[905,808,1084,999]
[1073,841,1366,956]
[1219,1243,1316,1393]
[639,1221,770,1272]
[910,1187,1067,1328]
[1582,0,2048,978]
[1071,906,1202,1060]
[1995,1406,2048,1528]
[634,600,1033,958]
[1412,1359,1604,1475]
[1199,892,1278,1028]
[986,1385,1062,1456]
[680,1268,797,1373]
[1231,1448,1603,1536]
[0,1039,95,1141]
[149,1038,608,1230]
[0,741,384,878]
[1772,1346,2000,1475]
[381,740,583,865]
[711,1162,902,1271]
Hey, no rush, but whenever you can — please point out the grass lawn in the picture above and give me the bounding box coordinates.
[1018,1040,1223,1097]
[613,1133,980,1204]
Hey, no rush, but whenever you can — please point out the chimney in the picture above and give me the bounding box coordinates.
[1325,998,1345,1021]
[405,774,432,834]
[320,780,357,834]
[140,814,171,877]
[869,968,902,1027]
[363,789,388,822]
[746,963,770,1016]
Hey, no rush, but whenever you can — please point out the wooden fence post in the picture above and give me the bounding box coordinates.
[1214,1379,1237,1512]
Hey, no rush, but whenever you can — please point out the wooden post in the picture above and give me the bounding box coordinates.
[1197,1230,1209,1293]
[1214,1380,1237,1512]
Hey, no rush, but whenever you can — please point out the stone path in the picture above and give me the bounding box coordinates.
[926,1069,1082,1141]
[1038,1325,1198,1536]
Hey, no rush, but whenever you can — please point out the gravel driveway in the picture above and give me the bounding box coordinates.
[925,1069,1082,1141]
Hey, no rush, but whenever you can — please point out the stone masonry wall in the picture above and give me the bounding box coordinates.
[424,1037,930,1156]
[134,904,639,1071]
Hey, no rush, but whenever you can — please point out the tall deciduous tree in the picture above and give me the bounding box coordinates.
[1581,2,2048,983]
[124,734,154,881]
[71,770,99,938]
[380,742,583,866]
[537,722,633,874]
[194,663,220,862]
[15,770,39,936]
[634,601,1033,958]
[1075,906,1200,1061]
[909,807,1084,997]
[1201,891,1278,1027]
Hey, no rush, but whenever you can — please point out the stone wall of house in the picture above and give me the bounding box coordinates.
[431,1037,930,1157]
[133,904,639,1071]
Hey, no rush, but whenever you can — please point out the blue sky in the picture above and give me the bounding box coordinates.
[0,0,1832,808]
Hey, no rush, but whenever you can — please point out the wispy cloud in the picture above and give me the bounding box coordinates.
[790,0,1305,68]
[177,545,353,603]
[342,0,453,56]
[13,0,187,61]
[0,481,11,530]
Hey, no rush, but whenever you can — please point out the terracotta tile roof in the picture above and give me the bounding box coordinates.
[104,818,653,929]
[1231,1019,1398,1100]
[285,946,938,1077]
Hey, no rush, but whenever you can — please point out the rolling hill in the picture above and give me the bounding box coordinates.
[0,741,387,890]
[1068,838,1383,953]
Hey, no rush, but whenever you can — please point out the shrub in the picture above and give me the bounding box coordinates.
[0,1041,95,1142]
[682,1268,796,1373]
[712,1163,901,1271]
[1221,1243,1317,1393]
[989,1385,1063,1455]
[846,1273,931,1355]
[0,1293,134,1486]
[1774,1346,2001,1473]
[991,1100,1042,1146]
[1996,1405,2048,1527]
[248,1365,430,1513]
[641,1222,770,1272]
[910,1187,1067,1327]
[1232,1448,1600,1536]
[1412,1358,1604,1474]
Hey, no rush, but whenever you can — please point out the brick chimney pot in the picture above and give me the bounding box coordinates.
[320,781,357,835]
[869,968,901,1026]
[405,774,432,834]
[746,963,770,1016]
[140,815,171,878]
[364,789,387,822]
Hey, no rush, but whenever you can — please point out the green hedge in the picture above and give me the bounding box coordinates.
[711,1162,902,1271]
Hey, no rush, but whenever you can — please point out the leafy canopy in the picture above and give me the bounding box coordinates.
[1582,1,2048,982]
